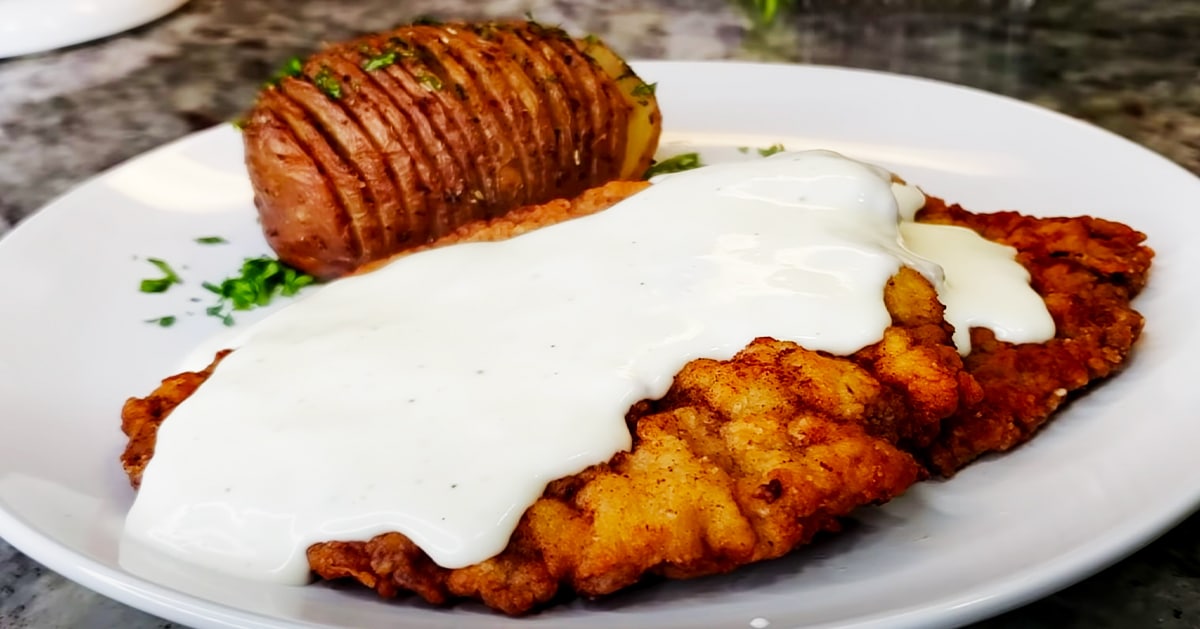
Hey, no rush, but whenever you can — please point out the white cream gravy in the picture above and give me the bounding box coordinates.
[122,150,1054,582]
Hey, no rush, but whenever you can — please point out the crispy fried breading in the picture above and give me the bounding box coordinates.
[118,185,1150,616]
[120,267,974,615]
[120,350,229,489]
[307,269,972,614]
[914,197,1152,475]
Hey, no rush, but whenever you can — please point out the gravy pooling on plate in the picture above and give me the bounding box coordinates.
[121,150,1053,582]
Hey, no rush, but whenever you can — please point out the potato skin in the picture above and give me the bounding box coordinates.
[243,20,662,279]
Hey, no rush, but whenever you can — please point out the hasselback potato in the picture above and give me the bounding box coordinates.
[243,19,662,279]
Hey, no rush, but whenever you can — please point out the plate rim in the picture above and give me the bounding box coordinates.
[1,60,1198,629]
[0,0,191,59]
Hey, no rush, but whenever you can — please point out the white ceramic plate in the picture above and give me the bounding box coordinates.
[1,62,1198,629]
[0,0,189,59]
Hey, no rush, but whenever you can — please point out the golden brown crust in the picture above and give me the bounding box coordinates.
[914,197,1153,475]
[120,268,961,615]
[120,350,230,489]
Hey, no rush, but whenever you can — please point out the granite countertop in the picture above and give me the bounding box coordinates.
[1,0,1197,627]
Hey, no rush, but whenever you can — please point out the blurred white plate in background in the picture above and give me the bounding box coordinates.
[0,0,189,58]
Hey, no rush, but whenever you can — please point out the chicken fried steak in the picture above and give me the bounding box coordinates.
[120,186,1150,615]
[914,197,1152,475]
[123,266,975,614]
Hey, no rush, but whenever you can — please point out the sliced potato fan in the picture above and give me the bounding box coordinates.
[243,20,663,279]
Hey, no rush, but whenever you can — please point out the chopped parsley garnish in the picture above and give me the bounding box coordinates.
[362,38,416,71]
[362,50,397,71]
[631,82,657,98]
[204,304,235,327]
[266,56,304,87]
[643,152,703,178]
[757,143,786,157]
[747,0,792,25]
[416,73,443,91]
[314,67,343,99]
[203,257,316,326]
[195,236,227,245]
[145,315,177,328]
[738,146,750,154]
[139,258,182,293]
[230,118,247,131]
